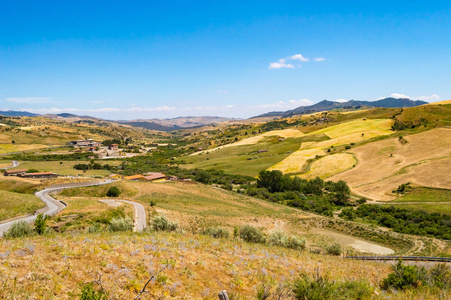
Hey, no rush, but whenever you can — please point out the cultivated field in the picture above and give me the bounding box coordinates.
[0,143,49,154]
[301,153,357,179]
[269,119,393,175]
[329,128,451,201]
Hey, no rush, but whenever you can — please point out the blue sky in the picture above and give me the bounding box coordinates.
[0,0,450,119]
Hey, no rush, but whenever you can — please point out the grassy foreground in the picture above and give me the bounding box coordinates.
[0,190,45,221]
[0,230,431,299]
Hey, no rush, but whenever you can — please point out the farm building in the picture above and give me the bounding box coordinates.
[4,169,27,176]
[19,172,58,179]
[142,172,167,182]
[108,144,119,150]
[123,174,146,181]
[66,139,100,148]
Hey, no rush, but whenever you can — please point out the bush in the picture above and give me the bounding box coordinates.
[293,273,372,300]
[3,220,33,238]
[109,217,133,232]
[288,236,307,250]
[152,215,178,232]
[79,282,108,300]
[106,186,121,197]
[326,243,342,256]
[239,225,265,244]
[204,226,230,239]
[381,260,425,290]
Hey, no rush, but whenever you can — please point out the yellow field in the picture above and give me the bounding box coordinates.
[308,118,393,139]
[0,190,45,221]
[190,128,304,155]
[426,99,451,105]
[0,143,48,154]
[8,160,121,176]
[269,119,394,176]
[301,153,357,179]
[268,148,324,173]
[329,128,451,201]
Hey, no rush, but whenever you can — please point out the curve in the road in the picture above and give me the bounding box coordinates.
[0,179,115,236]
[98,199,147,232]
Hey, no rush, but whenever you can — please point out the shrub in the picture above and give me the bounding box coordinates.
[293,273,372,300]
[34,214,48,235]
[79,282,108,300]
[288,236,307,250]
[326,243,342,256]
[152,215,178,232]
[381,260,425,290]
[239,225,265,244]
[106,186,120,197]
[3,220,33,238]
[109,217,133,232]
[204,226,230,239]
[268,230,289,247]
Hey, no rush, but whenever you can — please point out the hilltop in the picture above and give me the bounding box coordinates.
[256,98,428,118]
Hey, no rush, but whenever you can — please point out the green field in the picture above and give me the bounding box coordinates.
[2,160,121,176]
[393,187,451,202]
[0,190,45,221]
[182,134,329,177]
[384,203,451,215]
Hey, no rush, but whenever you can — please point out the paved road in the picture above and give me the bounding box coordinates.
[0,179,115,236]
[3,160,19,169]
[99,199,147,232]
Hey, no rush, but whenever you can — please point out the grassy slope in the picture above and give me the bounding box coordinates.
[393,187,451,202]
[56,180,447,256]
[2,160,122,176]
[183,134,328,177]
[0,190,45,221]
[0,231,405,299]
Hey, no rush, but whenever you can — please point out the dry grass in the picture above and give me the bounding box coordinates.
[301,153,357,179]
[9,160,121,176]
[329,128,451,200]
[0,231,399,299]
[0,190,45,221]
[0,143,49,154]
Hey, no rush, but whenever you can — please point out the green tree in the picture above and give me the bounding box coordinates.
[34,214,48,235]
[106,186,121,197]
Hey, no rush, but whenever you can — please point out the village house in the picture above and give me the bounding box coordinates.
[123,174,146,181]
[142,172,167,182]
[4,169,27,176]
[108,144,119,150]
[19,172,58,179]
[66,139,100,148]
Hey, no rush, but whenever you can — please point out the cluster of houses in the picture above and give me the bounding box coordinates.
[4,169,58,179]
[65,139,101,148]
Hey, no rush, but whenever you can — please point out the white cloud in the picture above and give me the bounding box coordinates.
[290,54,309,62]
[26,105,176,114]
[5,97,52,104]
[269,53,326,69]
[333,98,348,103]
[416,94,441,102]
[257,99,313,109]
[268,59,295,69]
[378,93,441,102]
[389,93,411,99]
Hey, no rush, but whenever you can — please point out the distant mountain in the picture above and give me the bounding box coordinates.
[119,116,238,131]
[0,110,38,117]
[255,98,428,118]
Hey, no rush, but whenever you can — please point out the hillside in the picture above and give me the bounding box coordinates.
[256,98,428,118]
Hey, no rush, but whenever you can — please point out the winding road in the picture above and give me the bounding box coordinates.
[0,179,150,236]
[99,199,147,232]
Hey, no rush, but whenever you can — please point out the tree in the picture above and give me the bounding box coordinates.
[257,170,285,193]
[34,214,48,235]
[106,186,121,197]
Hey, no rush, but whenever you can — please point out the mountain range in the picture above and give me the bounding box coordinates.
[255,97,428,118]
[0,98,429,130]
